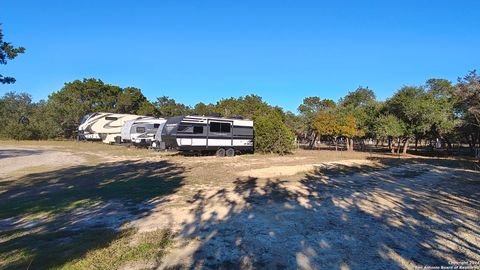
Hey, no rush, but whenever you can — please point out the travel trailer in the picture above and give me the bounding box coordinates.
[151,115,254,156]
[78,112,147,144]
[120,118,166,147]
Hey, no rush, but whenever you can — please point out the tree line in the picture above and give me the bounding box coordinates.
[288,72,480,154]
[1,70,479,155]
[0,78,295,154]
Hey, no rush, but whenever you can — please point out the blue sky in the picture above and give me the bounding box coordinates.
[1,1,479,112]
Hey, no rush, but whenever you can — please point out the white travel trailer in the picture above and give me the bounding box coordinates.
[120,118,166,147]
[151,115,254,156]
[78,112,147,144]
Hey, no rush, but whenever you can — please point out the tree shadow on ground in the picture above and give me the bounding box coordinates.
[169,157,479,269]
[0,160,186,269]
[0,149,45,159]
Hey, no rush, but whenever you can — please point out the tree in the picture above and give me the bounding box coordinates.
[214,95,272,119]
[385,86,436,154]
[45,78,122,138]
[298,97,336,148]
[339,87,379,138]
[254,111,294,154]
[45,78,154,138]
[116,87,149,114]
[0,24,25,84]
[284,111,304,144]
[424,79,456,150]
[136,101,158,116]
[339,87,376,108]
[0,92,35,139]
[455,70,480,148]
[154,96,191,117]
[312,111,340,150]
[192,102,216,116]
[336,113,364,151]
[373,114,405,153]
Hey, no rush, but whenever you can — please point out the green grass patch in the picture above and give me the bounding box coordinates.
[0,228,172,270]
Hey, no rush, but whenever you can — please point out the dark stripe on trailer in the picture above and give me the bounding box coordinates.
[175,135,253,139]
[178,145,254,152]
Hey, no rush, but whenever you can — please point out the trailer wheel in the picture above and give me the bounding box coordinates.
[216,148,226,157]
[226,148,235,157]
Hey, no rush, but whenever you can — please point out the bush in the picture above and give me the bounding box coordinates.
[254,111,295,155]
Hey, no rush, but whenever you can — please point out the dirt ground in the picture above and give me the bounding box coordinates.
[0,141,479,269]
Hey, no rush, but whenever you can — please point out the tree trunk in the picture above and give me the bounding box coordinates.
[308,132,317,149]
[333,137,338,151]
[391,139,396,154]
[415,138,418,152]
[402,138,409,154]
[445,137,452,155]
[388,138,392,150]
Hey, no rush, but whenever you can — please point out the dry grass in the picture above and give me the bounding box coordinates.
[1,140,478,269]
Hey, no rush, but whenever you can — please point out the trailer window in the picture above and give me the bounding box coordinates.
[221,123,231,133]
[210,122,221,132]
[105,117,118,121]
[209,122,231,133]
[154,124,160,128]
[178,125,193,133]
[193,126,203,134]
[136,127,146,133]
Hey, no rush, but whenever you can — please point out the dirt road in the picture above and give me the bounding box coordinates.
[0,147,85,176]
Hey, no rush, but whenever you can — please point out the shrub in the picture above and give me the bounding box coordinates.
[253,111,294,155]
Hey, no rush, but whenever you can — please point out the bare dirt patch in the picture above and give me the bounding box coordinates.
[1,141,478,269]
[0,147,85,177]
[236,159,373,178]
[132,161,480,270]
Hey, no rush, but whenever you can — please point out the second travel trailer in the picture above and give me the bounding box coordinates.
[78,112,147,144]
[120,118,167,147]
[150,115,254,156]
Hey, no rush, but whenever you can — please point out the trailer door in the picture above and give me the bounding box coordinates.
[207,120,233,147]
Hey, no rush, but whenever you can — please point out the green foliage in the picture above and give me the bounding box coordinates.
[373,114,405,139]
[116,87,149,114]
[154,96,191,117]
[297,96,336,146]
[385,86,434,139]
[0,24,25,84]
[44,79,158,138]
[284,111,304,138]
[192,102,216,116]
[424,79,456,137]
[0,92,35,139]
[215,94,272,118]
[339,87,376,108]
[338,87,380,137]
[253,111,294,154]
[455,70,480,128]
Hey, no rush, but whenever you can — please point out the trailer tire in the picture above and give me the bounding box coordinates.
[216,148,226,157]
[226,148,235,157]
